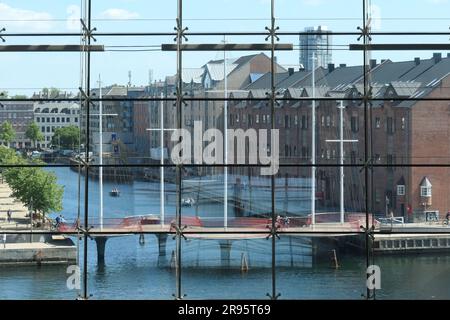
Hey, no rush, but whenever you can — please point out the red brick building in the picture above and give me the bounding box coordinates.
[228,54,450,220]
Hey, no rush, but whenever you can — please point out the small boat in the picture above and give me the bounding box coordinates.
[181,197,195,207]
[110,188,120,197]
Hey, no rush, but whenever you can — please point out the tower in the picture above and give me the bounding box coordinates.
[299,26,332,71]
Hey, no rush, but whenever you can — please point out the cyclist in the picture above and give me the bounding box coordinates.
[445,211,450,225]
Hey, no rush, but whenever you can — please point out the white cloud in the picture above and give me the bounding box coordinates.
[100,8,139,20]
[0,3,53,32]
[66,5,80,31]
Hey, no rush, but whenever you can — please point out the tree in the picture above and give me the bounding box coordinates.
[42,87,60,98]
[0,146,63,223]
[4,167,63,222]
[25,122,44,149]
[0,121,16,147]
[11,94,28,99]
[52,125,80,150]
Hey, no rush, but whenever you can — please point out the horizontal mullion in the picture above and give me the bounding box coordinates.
[3,31,450,37]
[2,97,450,103]
[5,164,450,169]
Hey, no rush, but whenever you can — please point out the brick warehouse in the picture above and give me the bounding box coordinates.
[228,53,450,220]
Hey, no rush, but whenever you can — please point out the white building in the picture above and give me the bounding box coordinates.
[34,102,80,149]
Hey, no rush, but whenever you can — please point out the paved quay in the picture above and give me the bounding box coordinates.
[0,179,33,230]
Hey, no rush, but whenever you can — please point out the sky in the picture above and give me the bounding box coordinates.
[0,0,450,95]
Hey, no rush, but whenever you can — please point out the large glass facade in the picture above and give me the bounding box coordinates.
[1,0,450,300]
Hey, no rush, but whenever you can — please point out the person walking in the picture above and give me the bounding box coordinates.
[6,209,12,223]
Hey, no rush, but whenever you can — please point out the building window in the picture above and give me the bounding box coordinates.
[375,117,381,128]
[36,118,40,122]
[256,114,260,124]
[397,185,405,196]
[284,115,289,128]
[351,116,359,133]
[421,186,432,197]
[301,115,308,130]
[326,115,331,127]
[401,117,406,130]
[387,117,395,134]
[294,115,298,126]
[302,146,309,158]
[57,117,60,123]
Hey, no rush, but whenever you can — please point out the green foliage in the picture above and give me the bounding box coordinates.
[0,146,64,217]
[42,87,60,98]
[52,125,80,150]
[0,121,16,146]
[11,95,28,99]
[25,122,44,148]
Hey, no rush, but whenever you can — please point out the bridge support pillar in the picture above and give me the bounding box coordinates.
[95,236,108,265]
[219,240,233,268]
[156,234,168,257]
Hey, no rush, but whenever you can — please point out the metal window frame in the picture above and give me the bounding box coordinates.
[1,0,450,301]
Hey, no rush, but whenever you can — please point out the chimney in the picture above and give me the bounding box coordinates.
[327,63,335,73]
[433,52,442,64]
[370,59,377,69]
[288,67,294,76]
[339,63,347,68]
[414,57,420,66]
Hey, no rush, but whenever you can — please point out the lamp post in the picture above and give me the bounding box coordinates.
[325,101,358,224]
[94,75,118,231]
[223,35,228,230]
[311,52,316,226]
[147,92,176,228]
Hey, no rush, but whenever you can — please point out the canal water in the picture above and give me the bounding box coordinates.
[1,167,450,299]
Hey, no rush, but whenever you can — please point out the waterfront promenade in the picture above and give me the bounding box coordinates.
[0,178,76,265]
[0,179,32,231]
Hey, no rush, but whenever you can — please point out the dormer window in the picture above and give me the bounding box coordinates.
[421,186,432,197]
[397,185,405,196]
[420,177,432,197]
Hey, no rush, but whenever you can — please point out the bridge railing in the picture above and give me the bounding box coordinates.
[377,217,405,226]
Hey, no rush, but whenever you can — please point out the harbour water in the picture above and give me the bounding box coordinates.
[1,167,450,299]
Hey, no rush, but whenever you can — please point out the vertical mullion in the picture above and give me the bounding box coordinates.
[82,0,92,300]
[270,0,277,300]
[175,0,183,300]
[362,0,371,301]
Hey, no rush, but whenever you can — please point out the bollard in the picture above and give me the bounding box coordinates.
[241,252,249,272]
